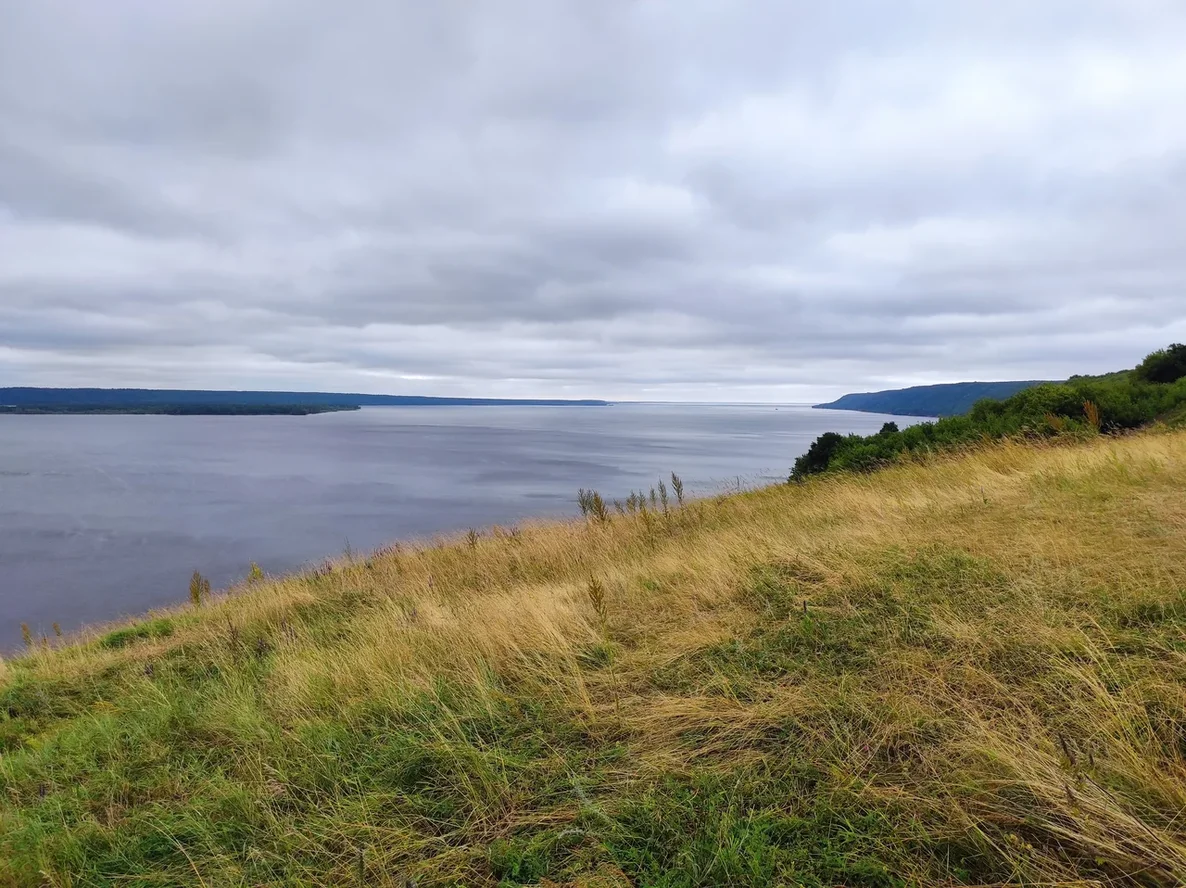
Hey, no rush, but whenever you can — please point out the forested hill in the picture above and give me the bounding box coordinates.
[795,345,1186,480]
[0,388,608,411]
[815,380,1045,417]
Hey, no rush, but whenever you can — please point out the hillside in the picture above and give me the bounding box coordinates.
[815,380,1045,417]
[797,347,1186,479]
[4,431,1186,886]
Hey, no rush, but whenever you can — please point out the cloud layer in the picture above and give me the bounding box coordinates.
[3,0,1185,400]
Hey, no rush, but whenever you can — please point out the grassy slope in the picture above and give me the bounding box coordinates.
[3,432,1186,887]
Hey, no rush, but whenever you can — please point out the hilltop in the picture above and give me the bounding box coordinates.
[3,428,1186,885]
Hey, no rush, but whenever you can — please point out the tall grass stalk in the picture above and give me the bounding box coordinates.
[189,570,210,607]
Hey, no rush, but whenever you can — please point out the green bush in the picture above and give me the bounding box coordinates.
[1135,343,1186,384]
[792,432,849,480]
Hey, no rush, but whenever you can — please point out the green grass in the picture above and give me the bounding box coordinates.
[3,432,1186,885]
[97,617,176,650]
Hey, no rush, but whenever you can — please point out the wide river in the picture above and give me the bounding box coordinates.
[0,404,920,650]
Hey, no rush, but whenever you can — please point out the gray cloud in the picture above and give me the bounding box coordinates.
[2,0,1186,401]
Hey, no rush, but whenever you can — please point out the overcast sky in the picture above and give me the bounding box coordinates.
[2,1,1185,402]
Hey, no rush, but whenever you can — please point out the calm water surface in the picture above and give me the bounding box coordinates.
[0,404,921,649]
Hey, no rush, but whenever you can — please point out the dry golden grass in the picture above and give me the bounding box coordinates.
[3,431,1186,886]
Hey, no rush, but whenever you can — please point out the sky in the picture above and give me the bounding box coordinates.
[2,1,1185,403]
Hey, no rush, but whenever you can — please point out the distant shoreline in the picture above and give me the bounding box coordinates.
[0,387,610,413]
[0,404,360,416]
[814,380,1045,417]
